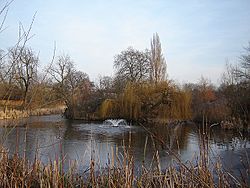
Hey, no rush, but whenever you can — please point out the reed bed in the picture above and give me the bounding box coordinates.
[0,106,65,120]
[0,109,29,120]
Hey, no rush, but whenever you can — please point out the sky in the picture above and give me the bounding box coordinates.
[1,0,250,85]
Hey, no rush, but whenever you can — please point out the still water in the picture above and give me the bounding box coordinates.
[0,115,249,175]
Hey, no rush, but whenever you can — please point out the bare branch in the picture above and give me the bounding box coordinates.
[114,47,150,84]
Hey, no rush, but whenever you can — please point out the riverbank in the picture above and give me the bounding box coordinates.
[0,106,65,120]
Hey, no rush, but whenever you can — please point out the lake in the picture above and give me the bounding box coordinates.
[0,115,249,176]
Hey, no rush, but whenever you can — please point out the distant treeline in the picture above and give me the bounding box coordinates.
[0,33,249,125]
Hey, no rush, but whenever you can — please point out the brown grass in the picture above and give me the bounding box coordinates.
[0,100,23,108]
[0,98,65,120]
[0,109,29,120]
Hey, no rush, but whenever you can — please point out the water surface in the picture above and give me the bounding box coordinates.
[0,115,249,175]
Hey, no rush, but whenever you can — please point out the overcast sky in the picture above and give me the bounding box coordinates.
[1,0,250,84]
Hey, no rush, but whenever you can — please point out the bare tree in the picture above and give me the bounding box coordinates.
[150,33,167,83]
[0,0,37,103]
[114,47,150,83]
[235,42,250,81]
[222,43,250,121]
[97,75,113,91]
[49,54,74,86]
[8,47,38,103]
[49,54,93,119]
[65,70,90,96]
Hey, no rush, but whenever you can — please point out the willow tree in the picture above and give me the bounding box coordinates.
[150,33,167,83]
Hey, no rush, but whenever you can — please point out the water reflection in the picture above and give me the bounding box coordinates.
[0,115,249,173]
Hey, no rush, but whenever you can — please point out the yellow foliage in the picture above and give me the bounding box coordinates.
[169,89,192,120]
[99,81,192,122]
[99,99,117,119]
[120,82,141,120]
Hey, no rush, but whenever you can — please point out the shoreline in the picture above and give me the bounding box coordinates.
[0,105,65,120]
